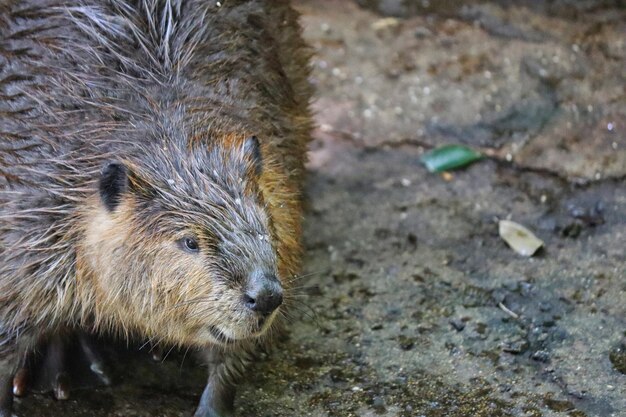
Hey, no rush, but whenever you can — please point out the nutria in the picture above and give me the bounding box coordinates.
[0,0,312,416]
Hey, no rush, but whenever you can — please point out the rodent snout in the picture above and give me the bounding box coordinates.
[243,272,283,316]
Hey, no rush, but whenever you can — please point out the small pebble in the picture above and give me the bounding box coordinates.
[450,318,466,332]
[441,171,454,181]
[502,339,530,354]
[414,27,433,38]
[372,396,386,413]
[531,350,550,362]
[539,302,552,312]
[398,335,415,350]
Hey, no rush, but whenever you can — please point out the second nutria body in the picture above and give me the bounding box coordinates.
[0,1,312,416]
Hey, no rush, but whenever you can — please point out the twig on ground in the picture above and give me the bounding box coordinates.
[498,302,520,319]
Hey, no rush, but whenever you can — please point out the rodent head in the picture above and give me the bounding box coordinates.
[82,135,284,347]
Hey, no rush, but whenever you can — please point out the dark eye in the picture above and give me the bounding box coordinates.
[179,237,199,253]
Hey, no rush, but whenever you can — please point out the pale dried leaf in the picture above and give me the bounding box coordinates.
[498,220,544,257]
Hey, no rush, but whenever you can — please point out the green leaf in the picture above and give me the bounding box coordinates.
[420,144,483,173]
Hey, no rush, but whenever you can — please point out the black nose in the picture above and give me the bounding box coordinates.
[243,273,283,316]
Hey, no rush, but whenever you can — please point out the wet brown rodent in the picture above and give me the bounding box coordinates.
[0,1,312,416]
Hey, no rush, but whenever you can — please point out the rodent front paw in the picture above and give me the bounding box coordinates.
[193,406,234,417]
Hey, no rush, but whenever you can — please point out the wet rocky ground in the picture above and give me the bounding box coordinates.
[12,1,626,416]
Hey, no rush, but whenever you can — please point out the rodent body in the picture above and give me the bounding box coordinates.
[0,1,312,415]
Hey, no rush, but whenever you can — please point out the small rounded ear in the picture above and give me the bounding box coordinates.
[99,162,128,211]
[243,135,262,175]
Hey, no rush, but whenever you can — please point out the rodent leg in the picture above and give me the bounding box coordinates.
[77,332,110,386]
[39,334,70,400]
[12,331,110,400]
[193,350,236,417]
[0,352,17,417]
[193,376,235,417]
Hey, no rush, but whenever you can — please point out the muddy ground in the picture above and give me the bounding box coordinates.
[13,1,626,416]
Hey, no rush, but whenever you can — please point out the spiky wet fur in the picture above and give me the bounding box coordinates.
[0,0,312,396]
